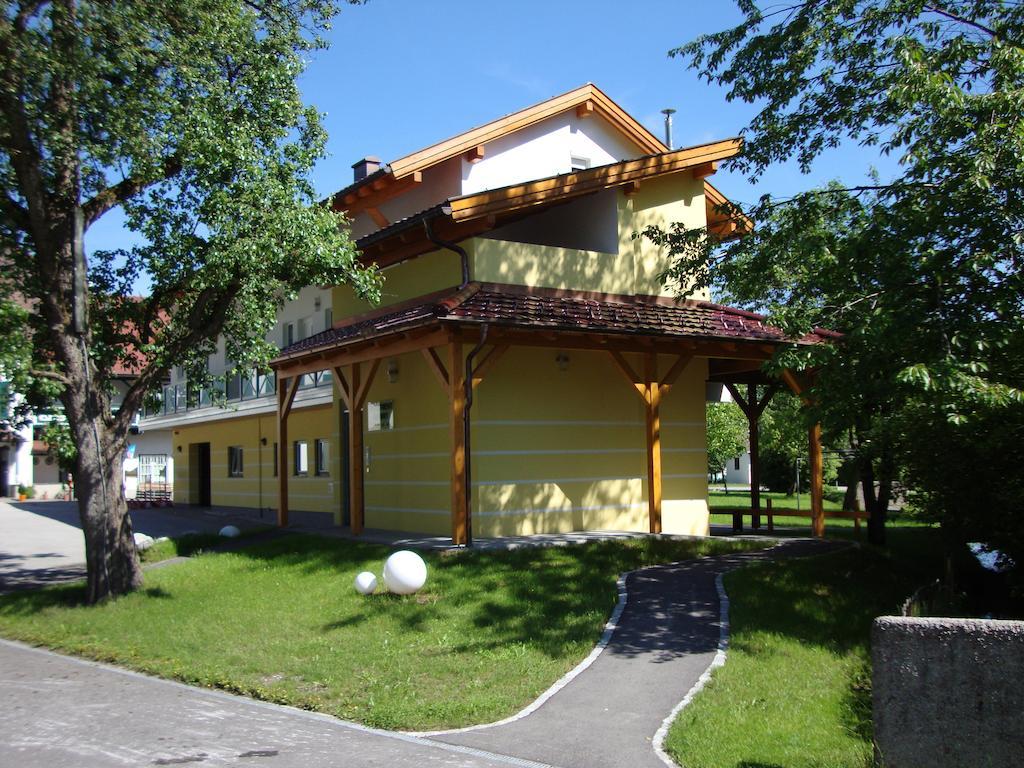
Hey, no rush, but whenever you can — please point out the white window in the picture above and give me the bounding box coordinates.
[297,317,310,341]
[228,446,244,477]
[367,401,394,432]
[293,440,308,476]
[282,322,295,348]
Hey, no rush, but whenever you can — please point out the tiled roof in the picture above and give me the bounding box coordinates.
[275,283,832,363]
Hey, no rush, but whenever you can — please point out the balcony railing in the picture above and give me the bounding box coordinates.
[142,369,334,418]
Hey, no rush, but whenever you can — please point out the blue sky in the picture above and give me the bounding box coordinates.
[87,0,896,260]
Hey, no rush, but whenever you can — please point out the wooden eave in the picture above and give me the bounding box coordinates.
[386,84,667,180]
[448,139,741,221]
[272,319,781,380]
[356,142,742,269]
[705,179,753,239]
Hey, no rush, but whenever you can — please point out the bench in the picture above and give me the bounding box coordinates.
[714,499,870,534]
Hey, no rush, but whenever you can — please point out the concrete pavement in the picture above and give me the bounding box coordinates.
[0,499,268,593]
[0,639,552,768]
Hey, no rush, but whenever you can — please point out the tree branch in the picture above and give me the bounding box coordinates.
[29,368,71,386]
[81,155,182,228]
[0,193,30,230]
[923,5,999,39]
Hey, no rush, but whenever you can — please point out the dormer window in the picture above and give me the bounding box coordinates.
[570,155,590,172]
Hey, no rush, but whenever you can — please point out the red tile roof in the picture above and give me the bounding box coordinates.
[274,283,834,363]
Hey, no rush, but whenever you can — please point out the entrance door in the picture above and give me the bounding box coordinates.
[196,442,211,507]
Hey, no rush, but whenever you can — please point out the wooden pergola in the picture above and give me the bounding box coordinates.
[271,286,828,545]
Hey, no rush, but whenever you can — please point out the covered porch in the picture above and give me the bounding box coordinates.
[270,282,831,545]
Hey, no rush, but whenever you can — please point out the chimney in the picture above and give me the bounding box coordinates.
[352,156,382,182]
[661,109,676,150]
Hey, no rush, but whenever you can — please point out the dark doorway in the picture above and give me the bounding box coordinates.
[193,442,211,507]
[340,409,350,527]
[0,446,9,497]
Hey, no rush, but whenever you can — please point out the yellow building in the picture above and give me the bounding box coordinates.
[156,84,829,544]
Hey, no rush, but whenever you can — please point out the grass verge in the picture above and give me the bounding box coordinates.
[664,524,943,768]
[0,533,760,731]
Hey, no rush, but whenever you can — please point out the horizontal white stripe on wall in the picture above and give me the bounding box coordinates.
[366,475,645,487]
[365,479,449,487]
[367,505,451,516]
[661,421,704,428]
[663,473,708,479]
[372,452,449,460]
[379,423,447,433]
[372,447,703,460]
[475,475,643,485]
[366,503,648,518]
[476,502,647,518]
[203,490,332,500]
[476,419,643,427]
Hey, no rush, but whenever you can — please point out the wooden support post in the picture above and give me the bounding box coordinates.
[348,362,364,535]
[766,497,774,533]
[809,422,825,538]
[276,376,298,528]
[644,353,663,535]
[748,382,761,530]
[448,339,468,545]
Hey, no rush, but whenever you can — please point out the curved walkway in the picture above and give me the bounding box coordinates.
[429,538,847,768]
[0,535,846,768]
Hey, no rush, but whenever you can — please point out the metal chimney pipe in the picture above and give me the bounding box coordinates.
[661,108,676,150]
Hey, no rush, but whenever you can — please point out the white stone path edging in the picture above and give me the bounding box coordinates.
[411,570,632,738]
[416,548,768,768]
[651,571,730,767]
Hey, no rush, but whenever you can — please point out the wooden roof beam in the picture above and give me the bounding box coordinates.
[691,161,718,180]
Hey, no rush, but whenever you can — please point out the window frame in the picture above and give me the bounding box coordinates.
[228,446,244,478]
[293,440,308,476]
[314,438,330,476]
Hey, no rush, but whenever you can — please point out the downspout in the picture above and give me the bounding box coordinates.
[423,215,470,288]
[462,323,489,547]
[423,215,481,545]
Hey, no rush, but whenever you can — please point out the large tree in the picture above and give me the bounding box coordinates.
[0,0,378,602]
[648,1,1024,551]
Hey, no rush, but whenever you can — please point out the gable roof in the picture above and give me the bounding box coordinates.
[330,84,668,212]
[387,83,667,178]
[356,139,743,268]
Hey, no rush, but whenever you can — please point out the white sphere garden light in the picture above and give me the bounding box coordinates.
[382,550,428,595]
[353,571,378,595]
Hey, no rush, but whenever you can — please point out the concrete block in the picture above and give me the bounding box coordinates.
[872,616,1024,767]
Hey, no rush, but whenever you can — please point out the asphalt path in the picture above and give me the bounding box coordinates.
[432,539,846,768]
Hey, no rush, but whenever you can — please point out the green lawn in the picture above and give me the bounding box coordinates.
[664,524,944,768]
[0,533,760,731]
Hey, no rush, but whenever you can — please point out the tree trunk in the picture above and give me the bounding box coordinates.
[860,457,886,546]
[72,413,143,603]
[57,326,143,603]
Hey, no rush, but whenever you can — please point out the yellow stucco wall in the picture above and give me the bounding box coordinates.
[472,172,708,298]
[351,346,710,538]
[332,248,464,320]
[170,403,340,521]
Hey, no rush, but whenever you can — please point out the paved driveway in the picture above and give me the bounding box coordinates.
[0,500,264,593]
[0,640,545,768]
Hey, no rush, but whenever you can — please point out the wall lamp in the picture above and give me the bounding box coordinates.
[386,358,399,384]
[555,351,570,372]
